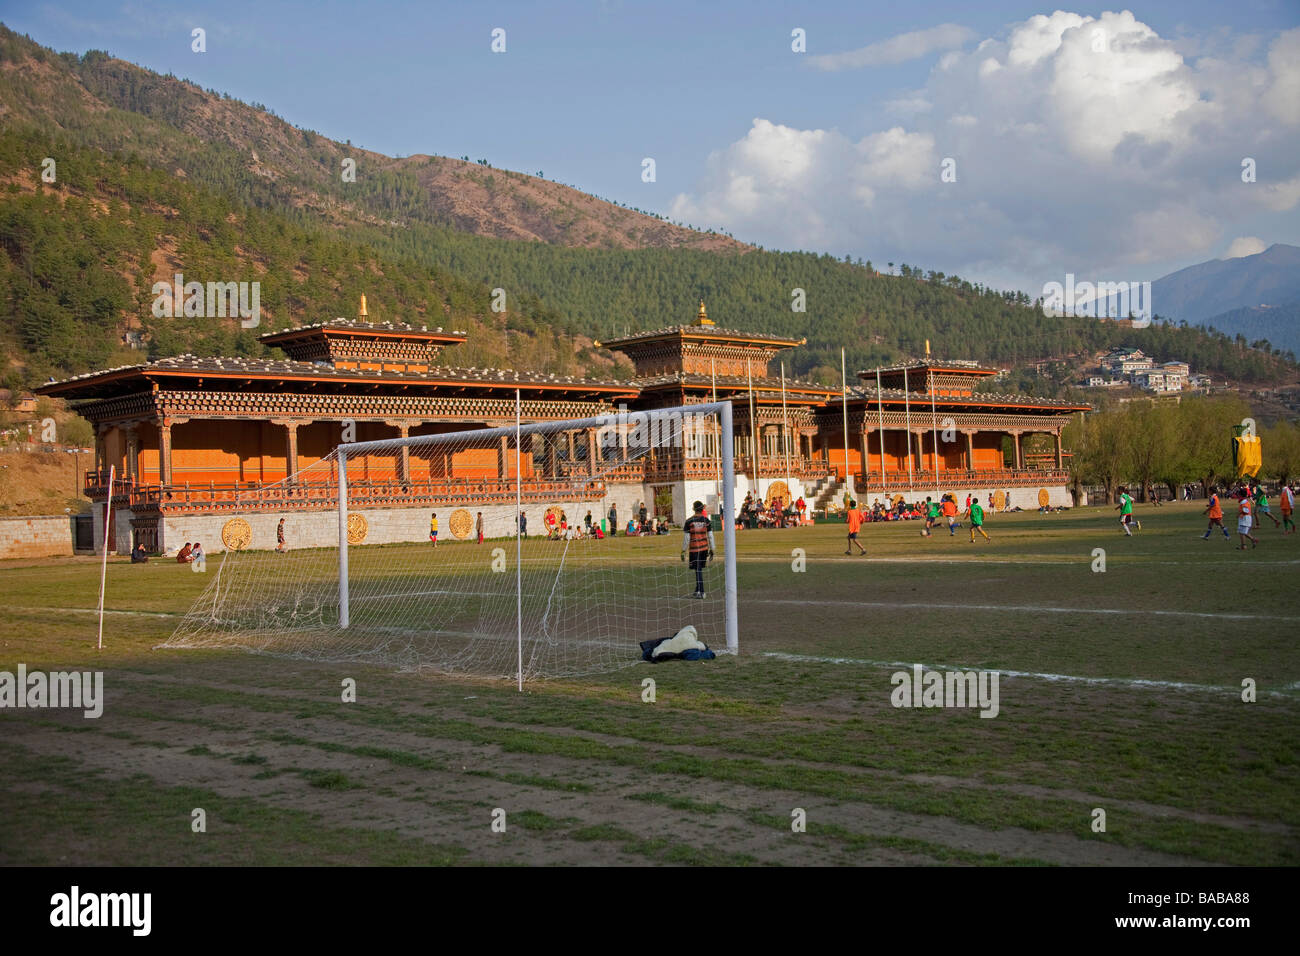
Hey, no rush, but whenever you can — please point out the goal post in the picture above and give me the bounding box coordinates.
[165,400,739,681]
[336,399,740,654]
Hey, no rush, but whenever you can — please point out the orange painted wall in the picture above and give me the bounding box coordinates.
[169,420,289,485]
[827,447,862,478]
[971,433,1007,470]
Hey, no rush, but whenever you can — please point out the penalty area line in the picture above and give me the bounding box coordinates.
[749,597,1300,622]
[762,652,1298,698]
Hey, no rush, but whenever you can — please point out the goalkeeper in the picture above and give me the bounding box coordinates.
[681,500,715,599]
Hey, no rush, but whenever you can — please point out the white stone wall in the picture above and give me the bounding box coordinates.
[92,501,105,554]
[158,486,654,554]
[601,483,647,532]
[846,484,1074,512]
[114,508,135,555]
[735,474,809,510]
[0,515,75,559]
[98,478,1075,557]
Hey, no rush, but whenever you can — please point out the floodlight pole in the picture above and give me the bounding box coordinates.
[720,402,739,655]
[338,449,349,629]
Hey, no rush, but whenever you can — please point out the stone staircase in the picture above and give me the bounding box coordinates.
[809,474,842,512]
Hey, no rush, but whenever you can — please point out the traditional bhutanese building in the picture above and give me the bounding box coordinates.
[596,300,840,518]
[827,358,1088,504]
[40,299,1088,553]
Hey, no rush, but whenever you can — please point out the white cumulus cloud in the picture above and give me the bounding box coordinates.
[809,23,975,71]
[670,14,1300,293]
[1224,237,1268,258]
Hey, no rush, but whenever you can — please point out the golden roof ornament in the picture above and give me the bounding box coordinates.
[696,299,713,326]
[359,293,369,319]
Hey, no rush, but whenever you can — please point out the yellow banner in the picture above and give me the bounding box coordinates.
[1235,434,1262,477]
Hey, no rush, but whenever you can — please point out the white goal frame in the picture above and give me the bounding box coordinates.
[334,398,739,684]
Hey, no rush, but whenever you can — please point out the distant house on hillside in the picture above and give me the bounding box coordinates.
[0,389,37,414]
[1101,348,1151,377]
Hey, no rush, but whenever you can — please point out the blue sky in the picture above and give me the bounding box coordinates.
[7,1,1300,295]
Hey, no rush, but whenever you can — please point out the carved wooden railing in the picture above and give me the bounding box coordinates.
[126,476,609,514]
[848,469,1070,491]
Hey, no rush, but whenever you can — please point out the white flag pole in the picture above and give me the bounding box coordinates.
[96,465,115,651]
[712,357,721,506]
[780,361,791,500]
[841,348,851,498]
[747,356,759,493]
[876,368,887,497]
[929,365,940,495]
[516,388,523,693]
[904,367,914,492]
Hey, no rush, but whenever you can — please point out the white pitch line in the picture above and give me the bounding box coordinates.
[740,555,1300,567]
[749,597,1300,622]
[8,606,177,618]
[762,652,1299,698]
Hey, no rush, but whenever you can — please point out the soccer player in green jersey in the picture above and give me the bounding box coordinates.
[964,498,989,541]
[1115,486,1139,535]
[923,496,940,537]
[1253,483,1281,529]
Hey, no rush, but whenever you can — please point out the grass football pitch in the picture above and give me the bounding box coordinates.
[1,501,1297,866]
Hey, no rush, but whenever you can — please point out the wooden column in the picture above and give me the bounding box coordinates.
[1012,431,1023,470]
[859,428,871,484]
[964,431,975,471]
[587,428,598,476]
[124,425,139,483]
[499,435,510,480]
[159,418,174,486]
[287,422,301,481]
[94,426,108,477]
[1054,430,1063,470]
[398,425,410,483]
[548,435,560,477]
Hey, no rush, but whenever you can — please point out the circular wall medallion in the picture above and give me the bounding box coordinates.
[346,513,368,544]
[767,480,791,508]
[448,508,473,540]
[221,518,252,551]
[994,490,1006,511]
[1037,488,1051,508]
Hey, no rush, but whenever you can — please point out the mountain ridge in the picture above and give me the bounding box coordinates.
[0,23,1294,398]
[1151,243,1300,322]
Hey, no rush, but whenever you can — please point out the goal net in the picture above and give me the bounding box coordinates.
[162,401,738,682]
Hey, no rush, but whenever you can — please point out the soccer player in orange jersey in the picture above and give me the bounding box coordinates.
[681,500,715,598]
[844,499,867,555]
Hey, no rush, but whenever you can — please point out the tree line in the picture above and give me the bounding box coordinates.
[1065,396,1300,504]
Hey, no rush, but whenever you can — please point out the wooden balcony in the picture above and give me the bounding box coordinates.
[734,457,828,480]
[849,468,1070,492]
[123,476,609,515]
